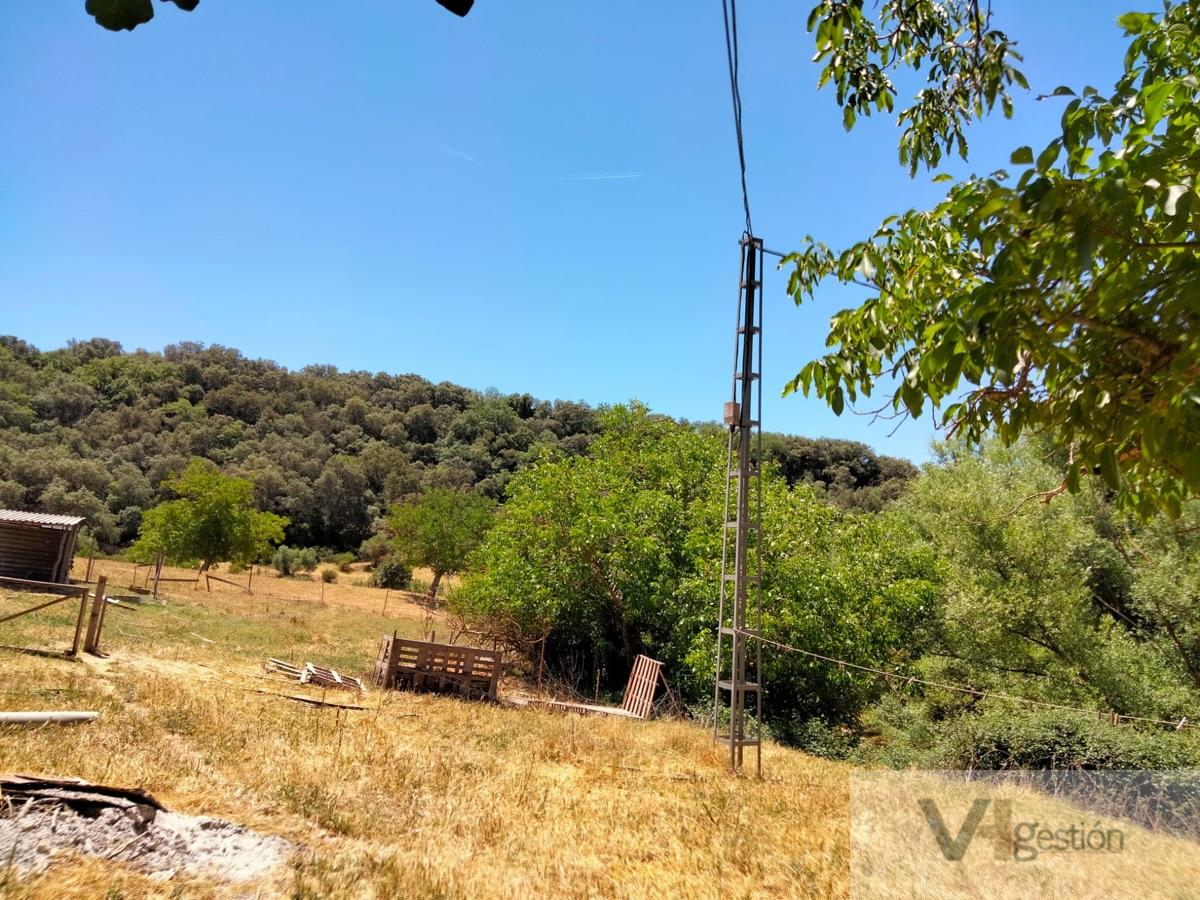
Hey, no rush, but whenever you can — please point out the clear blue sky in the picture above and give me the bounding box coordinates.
[1,1,1132,461]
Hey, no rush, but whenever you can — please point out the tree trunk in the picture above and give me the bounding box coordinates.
[537,635,546,691]
[429,570,443,603]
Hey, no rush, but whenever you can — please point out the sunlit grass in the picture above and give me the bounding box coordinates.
[1,561,1197,898]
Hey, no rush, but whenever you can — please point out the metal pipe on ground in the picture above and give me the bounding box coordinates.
[0,711,99,725]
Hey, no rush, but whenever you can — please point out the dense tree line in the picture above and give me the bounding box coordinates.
[0,336,913,552]
[455,408,1200,768]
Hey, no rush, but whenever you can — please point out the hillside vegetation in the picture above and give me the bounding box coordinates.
[0,336,914,553]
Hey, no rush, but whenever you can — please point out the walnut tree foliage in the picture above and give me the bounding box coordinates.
[85,0,197,32]
[84,0,472,32]
[454,404,938,732]
[790,1,1200,517]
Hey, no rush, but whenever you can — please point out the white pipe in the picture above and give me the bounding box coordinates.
[0,711,98,725]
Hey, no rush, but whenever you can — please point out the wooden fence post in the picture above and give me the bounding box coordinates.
[71,587,90,657]
[84,576,108,654]
[85,555,95,583]
[152,552,163,601]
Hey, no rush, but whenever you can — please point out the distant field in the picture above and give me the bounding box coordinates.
[1,564,1198,898]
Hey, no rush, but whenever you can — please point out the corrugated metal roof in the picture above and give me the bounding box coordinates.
[0,509,86,528]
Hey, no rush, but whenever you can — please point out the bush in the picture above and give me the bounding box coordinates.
[859,699,1200,771]
[272,545,319,577]
[321,568,337,584]
[333,552,355,573]
[779,717,858,760]
[369,558,411,590]
[358,533,391,566]
[942,706,1200,770]
[74,528,100,558]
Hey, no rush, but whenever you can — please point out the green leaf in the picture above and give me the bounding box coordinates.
[1099,446,1121,489]
[830,387,845,416]
[1036,139,1062,173]
[1010,146,1034,165]
[86,0,153,30]
[1117,11,1155,34]
[1065,461,1081,494]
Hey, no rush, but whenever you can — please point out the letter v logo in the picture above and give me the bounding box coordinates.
[918,799,991,861]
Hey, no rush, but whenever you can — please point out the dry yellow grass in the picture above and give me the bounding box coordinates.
[1,563,1198,898]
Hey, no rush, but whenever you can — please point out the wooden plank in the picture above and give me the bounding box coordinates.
[0,592,73,625]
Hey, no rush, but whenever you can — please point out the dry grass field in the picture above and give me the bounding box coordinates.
[1,559,1198,898]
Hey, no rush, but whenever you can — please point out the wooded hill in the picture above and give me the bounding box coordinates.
[0,336,914,551]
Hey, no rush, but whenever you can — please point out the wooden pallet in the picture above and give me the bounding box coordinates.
[525,655,664,720]
[372,634,501,701]
[265,658,366,693]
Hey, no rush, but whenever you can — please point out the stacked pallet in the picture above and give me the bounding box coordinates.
[264,658,366,693]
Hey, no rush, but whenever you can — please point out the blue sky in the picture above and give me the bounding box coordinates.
[1,1,1133,461]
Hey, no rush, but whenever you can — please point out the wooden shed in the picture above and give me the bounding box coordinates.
[0,510,85,584]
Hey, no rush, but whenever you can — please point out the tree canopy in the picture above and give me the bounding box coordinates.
[789,0,1200,517]
[454,404,938,735]
[130,458,287,570]
[0,337,911,552]
[387,487,495,598]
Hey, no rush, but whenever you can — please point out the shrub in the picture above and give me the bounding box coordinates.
[942,706,1200,770]
[358,533,390,566]
[369,558,411,590]
[74,528,100,558]
[273,545,319,577]
[779,717,858,760]
[321,568,337,584]
[333,552,355,573]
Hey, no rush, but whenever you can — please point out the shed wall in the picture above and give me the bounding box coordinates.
[0,523,77,583]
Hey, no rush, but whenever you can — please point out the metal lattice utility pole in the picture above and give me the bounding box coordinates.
[714,235,764,774]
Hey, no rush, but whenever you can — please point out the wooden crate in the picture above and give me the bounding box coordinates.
[373,634,501,701]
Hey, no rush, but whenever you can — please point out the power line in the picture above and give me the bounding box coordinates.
[734,629,1197,733]
[720,0,753,236]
